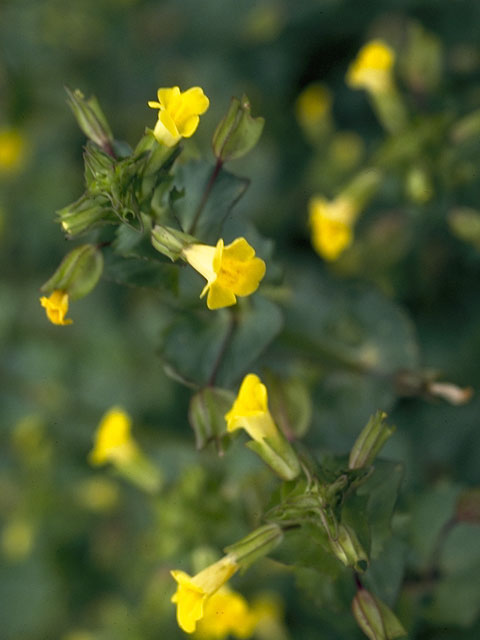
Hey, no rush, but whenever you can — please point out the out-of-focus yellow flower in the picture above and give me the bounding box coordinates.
[195,587,256,639]
[0,128,26,173]
[250,593,286,638]
[148,86,210,146]
[225,373,277,442]
[346,40,395,93]
[171,555,239,633]
[295,83,332,128]
[182,237,266,310]
[309,196,356,261]
[39,290,73,325]
[1,518,35,562]
[89,407,139,466]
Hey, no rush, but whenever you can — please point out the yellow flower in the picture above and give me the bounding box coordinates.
[346,40,395,93]
[89,407,139,466]
[0,128,26,173]
[195,587,256,639]
[225,374,301,480]
[309,196,356,261]
[225,373,277,442]
[39,290,73,325]
[295,83,332,128]
[171,555,239,634]
[182,237,266,310]
[148,86,210,147]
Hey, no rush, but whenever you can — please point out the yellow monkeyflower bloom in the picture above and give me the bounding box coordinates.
[89,407,139,466]
[295,83,332,128]
[225,373,277,442]
[39,290,73,326]
[148,86,210,147]
[171,555,239,634]
[225,373,301,480]
[309,196,357,261]
[346,40,395,94]
[182,237,266,310]
[195,587,256,640]
[0,128,26,173]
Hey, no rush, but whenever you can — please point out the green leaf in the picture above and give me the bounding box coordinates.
[357,460,404,558]
[103,249,178,291]
[172,161,249,242]
[159,295,283,388]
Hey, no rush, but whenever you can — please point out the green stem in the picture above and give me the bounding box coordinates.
[189,157,223,234]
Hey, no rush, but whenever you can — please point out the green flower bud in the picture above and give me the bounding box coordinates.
[41,244,104,300]
[349,411,395,470]
[329,524,368,572]
[212,95,265,163]
[189,387,235,451]
[151,225,197,261]
[66,88,114,152]
[352,589,406,640]
[58,196,109,237]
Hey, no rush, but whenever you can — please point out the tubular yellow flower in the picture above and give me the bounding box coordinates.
[309,196,357,261]
[225,374,301,480]
[346,40,395,94]
[225,373,277,442]
[89,407,139,466]
[195,587,256,639]
[171,555,239,634]
[0,128,26,173]
[148,86,210,147]
[39,290,73,326]
[182,237,266,310]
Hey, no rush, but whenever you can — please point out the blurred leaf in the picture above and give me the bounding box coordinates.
[160,295,283,388]
[172,161,249,242]
[103,250,178,292]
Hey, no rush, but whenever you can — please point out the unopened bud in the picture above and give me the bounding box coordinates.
[40,244,104,300]
[58,196,108,237]
[352,589,406,640]
[66,88,114,152]
[151,225,197,261]
[329,524,368,572]
[349,411,394,469]
[213,94,264,163]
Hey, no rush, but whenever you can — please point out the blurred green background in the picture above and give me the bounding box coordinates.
[2,1,480,638]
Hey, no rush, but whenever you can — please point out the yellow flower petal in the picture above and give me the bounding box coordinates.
[39,290,73,326]
[183,237,266,310]
[148,86,209,146]
[0,128,26,173]
[225,374,277,442]
[171,557,239,634]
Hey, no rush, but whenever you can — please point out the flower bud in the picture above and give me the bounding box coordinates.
[349,411,395,470]
[58,196,109,237]
[40,244,104,301]
[151,224,197,261]
[352,589,406,640]
[212,94,265,163]
[189,387,235,451]
[329,524,368,572]
[65,88,114,152]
